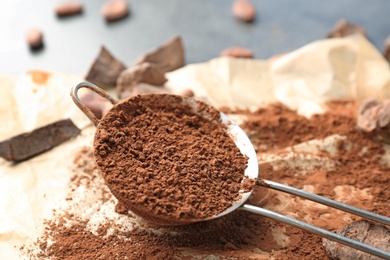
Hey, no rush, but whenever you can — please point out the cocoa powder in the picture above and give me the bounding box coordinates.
[94,94,248,225]
[25,100,390,259]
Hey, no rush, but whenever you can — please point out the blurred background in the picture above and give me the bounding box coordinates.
[0,0,389,76]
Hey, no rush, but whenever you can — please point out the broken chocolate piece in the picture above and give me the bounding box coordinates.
[220,47,254,58]
[85,46,126,89]
[323,220,390,260]
[384,36,390,62]
[232,0,256,23]
[134,36,185,73]
[116,62,167,98]
[327,19,367,38]
[0,119,80,163]
[378,100,390,128]
[119,83,170,100]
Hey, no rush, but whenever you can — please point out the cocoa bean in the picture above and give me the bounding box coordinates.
[180,89,195,98]
[55,2,83,17]
[220,47,254,59]
[26,28,44,50]
[101,0,130,22]
[232,0,256,23]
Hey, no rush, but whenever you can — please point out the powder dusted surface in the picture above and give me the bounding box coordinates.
[94,94,248,224]
[25,100,390,259]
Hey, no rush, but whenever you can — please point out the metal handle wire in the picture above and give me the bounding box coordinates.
[70,81,118,127]
[241,179,390,259]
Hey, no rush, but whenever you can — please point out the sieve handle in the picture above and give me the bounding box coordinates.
[249,179,390,259]
[258,179,390,226]
[241,204,390,259]
[71,82,118,127]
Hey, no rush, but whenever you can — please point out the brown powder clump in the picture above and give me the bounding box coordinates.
[94,94,248,224]
[36,217,176,260]
[226,101,371,153]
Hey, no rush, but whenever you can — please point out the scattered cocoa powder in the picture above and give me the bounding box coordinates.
[94,94,249,225]
[226,101,389,258]
[25,100,390,259]
[223,101,370,153]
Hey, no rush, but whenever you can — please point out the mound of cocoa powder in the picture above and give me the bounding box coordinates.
[25,100,390,259]
[94,94,249,224]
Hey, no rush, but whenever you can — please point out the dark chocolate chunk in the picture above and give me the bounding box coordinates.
[0,119,80,163]
[323,220,390,260]
[116,62,167,98]
[327,19,367,38]
[85,46,126,89]
[134,36,185,73]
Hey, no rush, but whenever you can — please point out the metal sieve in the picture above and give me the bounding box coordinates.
[72,82,390,259]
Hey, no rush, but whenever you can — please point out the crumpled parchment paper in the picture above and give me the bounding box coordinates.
[1,34,389,259]
[166,34,390,117]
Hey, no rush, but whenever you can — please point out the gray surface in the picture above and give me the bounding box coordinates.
[0,0,389,77]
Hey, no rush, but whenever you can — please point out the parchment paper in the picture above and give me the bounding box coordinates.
[166,34,390,116]
[1,34,389,259]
